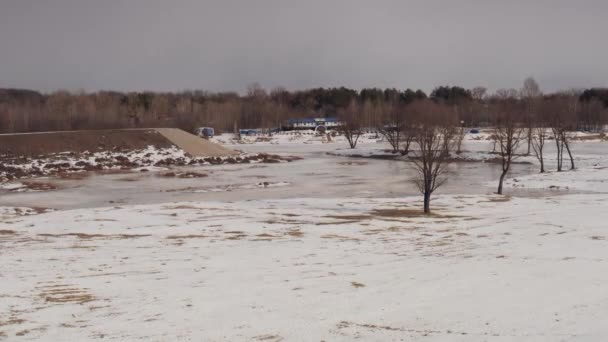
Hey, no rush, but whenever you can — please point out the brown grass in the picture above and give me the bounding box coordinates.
[38,233,149,240]
[321,234,360,241]
[253,334,284,342]
[285,230,304,238]
[282,213,300,217]
[256,233,277,238]
[164,204,201,210]
[316,220,363,226]
[166,234,208,239]
[324,214,371,221]
[370,208,462,219]
[0,318,26,327]
[478,196,511,203]
[224,231,248,240]
[39,285,96,305]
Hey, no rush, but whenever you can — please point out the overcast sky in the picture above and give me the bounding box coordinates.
[1,0,607,94]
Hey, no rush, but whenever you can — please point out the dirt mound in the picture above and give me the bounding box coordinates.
[0,129,172,157]
[156,128,238,157]
[0,128,237,158]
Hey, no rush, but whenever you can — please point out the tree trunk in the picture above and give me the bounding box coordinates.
[497,170,507,195]
[423,191,431,214]
[555,138,563,171]
[539,154,545,173]
[563,139,575,170]
[402,139,411,155]
[526,128,532,155]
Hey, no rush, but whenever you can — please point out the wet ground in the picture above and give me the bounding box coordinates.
[0,140,599,210]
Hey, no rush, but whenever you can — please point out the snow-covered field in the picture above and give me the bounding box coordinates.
[2,194,608,341]
[2,132,608,341]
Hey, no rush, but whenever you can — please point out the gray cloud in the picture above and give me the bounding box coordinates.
[1,0,607,93]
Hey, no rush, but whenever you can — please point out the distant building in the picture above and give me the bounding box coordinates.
[282,117,342,131]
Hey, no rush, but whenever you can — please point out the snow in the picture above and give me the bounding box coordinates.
[2,134,608,340]
[2,193,608,340]
[0,145,292,184]
[329,147,400,158]
[504,167,608,192]
[0,182,26,191]
[212,131,381,146]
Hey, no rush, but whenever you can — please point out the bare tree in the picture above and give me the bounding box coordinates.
[531,126,548,173]
[377,101,415,154]
[578,99,606,132]
[471,86,487,101]
[409,101,457,214]
[337,100,363,149]
[493,100,525,195]
[377,102,402,153]
[520,77,542,155]
[546,96,577,171]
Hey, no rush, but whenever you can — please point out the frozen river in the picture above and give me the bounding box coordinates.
[0,140,602,210]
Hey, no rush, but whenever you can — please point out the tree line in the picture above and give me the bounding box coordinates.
[2,81,607,135]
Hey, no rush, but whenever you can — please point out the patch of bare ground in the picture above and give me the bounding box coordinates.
[387,226,419,232]
[370,208,463,219]
[262,218,310,225]
[166,234,208,239]
[478,196,511,203]
[351,281,366,288]
[37,233,150,240]
[15,326,47,337]
[38,284,96,305]
[324,214,371,221]
[256,233,277,238]
[250,233,280,241]
[281,213,300,217]
[337,321,399,331]
[285,229,304,238]
[361,229,384,235]
[321,234,360,241]
[0,318,26,327]
[164,204,200,210]
[316,220,362,226]
[591,236,606,240]
[336,321,468,336]
[253,334,284,341]
[224,231,247,240]
[0,230,16,235]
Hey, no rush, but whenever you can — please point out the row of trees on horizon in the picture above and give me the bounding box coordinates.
[1,78,608,134]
